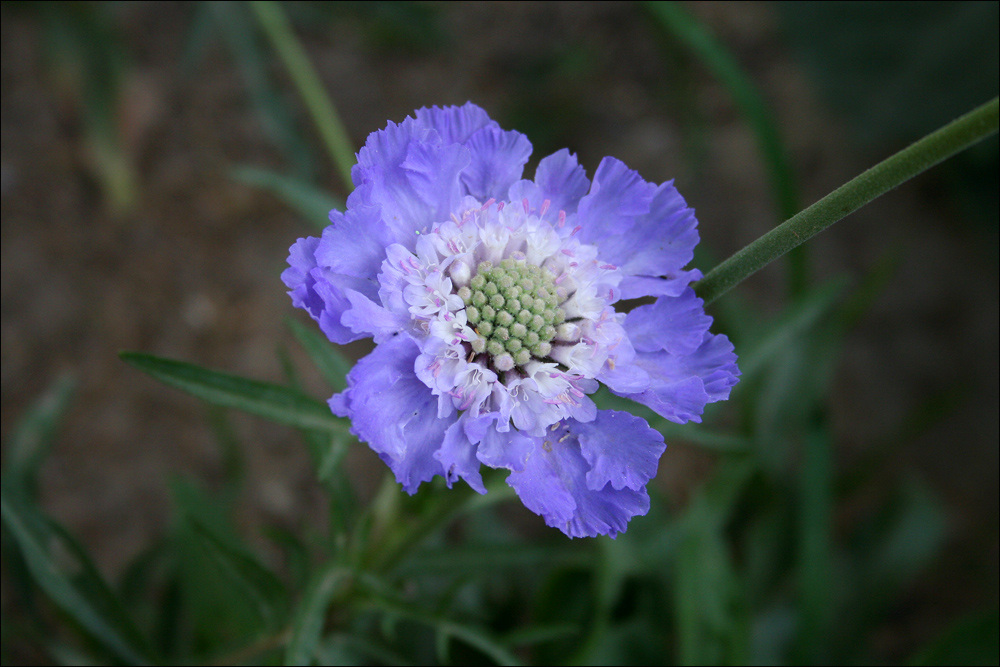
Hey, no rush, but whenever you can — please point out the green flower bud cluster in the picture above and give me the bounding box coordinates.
[457,258,565,371]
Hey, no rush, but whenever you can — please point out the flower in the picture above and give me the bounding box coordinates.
[283,103,739,538]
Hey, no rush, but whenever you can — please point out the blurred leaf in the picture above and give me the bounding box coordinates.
[366,594,521,666]
[674,457,755,664]
[737,278,847,382]
[171,479,287,630]
[779,2,1000,149]
[121,351,349,433]
[398,543,590,577]
[866,478,947,597]
[793,424,836,663]
[232,165,343,231]
[284,565,352,666]
[2,372,75,501]
[286,317,353,391]
[207,1,315,180]
[250,0,356,189]
[910,606,999,666]
[316,632,411,666]
[1,492,155,664]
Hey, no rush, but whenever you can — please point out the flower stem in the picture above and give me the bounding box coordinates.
[250,0,355,191]
[697,96,999,306]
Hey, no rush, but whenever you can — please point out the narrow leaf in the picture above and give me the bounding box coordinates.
[286,317,353,391]
[120,351,349,433]
[1,492,154,664]
[232,165,343,231]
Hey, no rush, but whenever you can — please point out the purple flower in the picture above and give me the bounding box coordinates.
[284,103,739,538]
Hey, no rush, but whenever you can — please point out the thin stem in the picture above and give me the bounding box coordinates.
[250,0,355,190]
[697,96,999,305]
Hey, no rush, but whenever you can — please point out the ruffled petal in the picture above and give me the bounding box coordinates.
[314,204,394,283]
[435,420,486,494]
[414,103,498,145]
[464,413,536,472]
[617,331,740,423]
[401,138,471,225]
[576,410,665,491]
[509,149,591,222]
[506,423,651,538]
[330,335,453,493]
[612,180,700,280]
[624,287,713,356]
[576,157,658,252]
[460,126,532,201]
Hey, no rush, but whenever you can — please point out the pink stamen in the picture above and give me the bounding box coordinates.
[561,249,574,257]
[571,225,582,237]
[555,273,567,284]
[540,199,551,216]
[481,198,496,211]
[522,198,530,214]
[497,201,505,211]
[601,263,617,270]
[557,210,566,227]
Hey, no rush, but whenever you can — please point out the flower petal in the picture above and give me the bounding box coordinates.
[576,157,658,251]
[314,204,394,283]
[506,425,651,538]
[624,287,713,356]
[414,102,498,145]
[435,420,486,494]
[460,126,532,201]
[576,410,665,491]
[617,331,740,423]
[330,335,453,493]
[508,149,591,222]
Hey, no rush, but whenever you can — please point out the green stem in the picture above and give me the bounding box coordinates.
[697,96,999,305]
[250,0,355,190]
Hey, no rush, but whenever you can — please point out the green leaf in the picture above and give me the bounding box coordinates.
[910,606,999,666]
[286,317,353,391]
[366,594,521,667]
[284,565,352,665]
[2,373,75,502]
[737,278,847,382]
[171,479,287,629]
[232,165,343,231]
[120,351,349,433]
[1,491,155,664]
[208,1,315,180]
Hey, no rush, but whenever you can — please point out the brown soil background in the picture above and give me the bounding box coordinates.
[2,2,997,662]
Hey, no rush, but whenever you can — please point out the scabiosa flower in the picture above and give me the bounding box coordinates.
[283,103,739,538]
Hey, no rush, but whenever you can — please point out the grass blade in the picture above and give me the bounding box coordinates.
[120,352,349,433]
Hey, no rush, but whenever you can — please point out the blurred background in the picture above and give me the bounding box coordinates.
[2,2,997,664]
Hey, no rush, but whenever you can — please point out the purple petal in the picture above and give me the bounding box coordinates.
[576,157,657,251]
[575,410,665,492]
[414,103,498,145]
[314,204,394,283]
[340,289,409,343]
[509,149,591,222]
[506,423,652,538]
[464,413,536,472]
[624,287,713,356]
[618,269,702,300]
[614,180,700,281]
[460,126,532,201]
[331,335,453,493]
[401,139,471,225]
[435,420,486,494]
[617,332,740,423]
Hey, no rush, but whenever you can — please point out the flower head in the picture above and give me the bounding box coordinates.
[284,103,739,538]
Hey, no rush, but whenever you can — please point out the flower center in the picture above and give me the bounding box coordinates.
[457,257,566,372]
